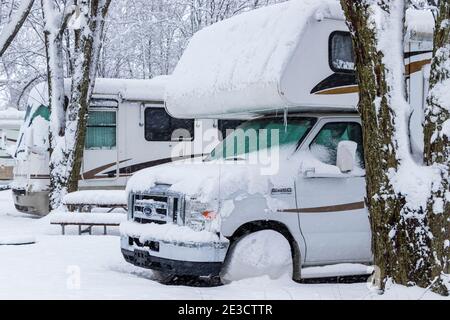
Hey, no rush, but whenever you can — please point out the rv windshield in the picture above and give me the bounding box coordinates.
[208,117,316,161]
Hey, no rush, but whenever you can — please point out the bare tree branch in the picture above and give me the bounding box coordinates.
[0,0,35,57]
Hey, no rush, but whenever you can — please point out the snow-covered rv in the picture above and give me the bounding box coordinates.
[0,108,25,187]
[12,77,242,215]
[120,0,434,280]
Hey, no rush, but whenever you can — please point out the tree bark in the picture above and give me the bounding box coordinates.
[44,0,110,210]
[423,0,450,293]
[340,0,439,291]
[66,0,111,194]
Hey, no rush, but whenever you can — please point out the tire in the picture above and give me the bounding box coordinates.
[220,230,293,284]
[150,270,176,284]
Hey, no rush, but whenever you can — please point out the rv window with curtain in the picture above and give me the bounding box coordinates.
[144,108,194,142]
[310,122,364,168]
[330,32,355,72]
[85,111,117,150]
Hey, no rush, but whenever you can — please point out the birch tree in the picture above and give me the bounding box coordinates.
[340,0,449,294]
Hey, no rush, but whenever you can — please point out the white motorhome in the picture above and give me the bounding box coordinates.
[120,0,434,280]
[12,77,242,215]
[0,107,25,187]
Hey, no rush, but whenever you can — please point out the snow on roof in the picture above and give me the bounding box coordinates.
[165,0,341,118]
[405,8,435,39]
[27,76,169,109]
[166,0,435,118]
[93,76,169,102]
[0,107,25,120]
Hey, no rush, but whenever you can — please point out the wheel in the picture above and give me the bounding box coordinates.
[220,230,293,283]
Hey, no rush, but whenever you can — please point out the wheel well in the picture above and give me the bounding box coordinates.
[225,220,302,281]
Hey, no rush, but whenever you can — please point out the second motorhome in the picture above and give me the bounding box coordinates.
[120,0,434,281]
[12,77,242,215]
[0,107,24,187]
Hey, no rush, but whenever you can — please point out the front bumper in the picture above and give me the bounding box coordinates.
[120,232,229,277]
[12,189,50,216]
[121,249,224,276]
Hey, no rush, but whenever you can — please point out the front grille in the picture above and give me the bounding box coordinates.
[134,217,166,225]
[132,188,184,225]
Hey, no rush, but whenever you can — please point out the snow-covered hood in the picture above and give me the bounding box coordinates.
[126,148,343,205]
[126,160,272,204]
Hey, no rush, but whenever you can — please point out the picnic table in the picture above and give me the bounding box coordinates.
[51,190,128,235]
[50,212,127,235]
[63,190,128,213]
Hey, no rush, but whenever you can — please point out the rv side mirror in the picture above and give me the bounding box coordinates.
[336,141,357,173]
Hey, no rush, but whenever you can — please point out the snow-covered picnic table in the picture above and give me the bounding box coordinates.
[53,190,128,235]
[50,212,127,235]
[63,190,128,213]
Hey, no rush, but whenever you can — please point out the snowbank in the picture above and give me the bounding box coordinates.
[63,190,127,206]
[120,220,223,244]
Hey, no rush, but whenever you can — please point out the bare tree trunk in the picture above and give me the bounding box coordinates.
[0,0,34,57]
[340,0,438,291]
[424,0,450,292]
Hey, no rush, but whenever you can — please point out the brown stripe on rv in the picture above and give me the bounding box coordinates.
[405,59,431,75]
[102,154,206,177]
[30,175,50,179]
[82,159,132,180]
[278,201,365,213]
[313,59,431,95]
[315,86,359,95]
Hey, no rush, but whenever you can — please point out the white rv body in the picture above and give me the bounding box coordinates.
[120,0,435,279]
[12,77,241,215]
[0,108,25,186]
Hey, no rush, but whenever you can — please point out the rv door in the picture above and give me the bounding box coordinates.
[296,118,371,264]
[82,101,119,181]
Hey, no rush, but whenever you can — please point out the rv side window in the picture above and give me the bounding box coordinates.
[310,122,364,168]
[85,111,117,150]
[329,32,355,73]
[144,108,194,142]
[217,120,245,140]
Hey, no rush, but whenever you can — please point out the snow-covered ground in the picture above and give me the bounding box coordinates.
[0,189,448,300]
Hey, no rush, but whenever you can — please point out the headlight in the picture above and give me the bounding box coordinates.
[185,198,218,232]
